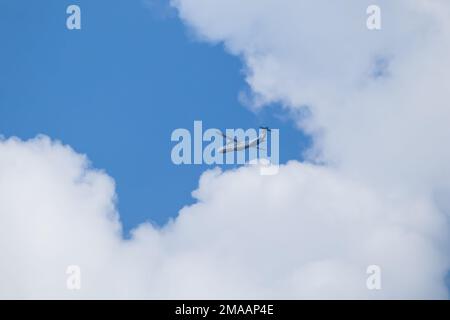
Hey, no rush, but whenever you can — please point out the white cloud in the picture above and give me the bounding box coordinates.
[171,0,450,191]
[0,137,448,298]
[1,0,450,298]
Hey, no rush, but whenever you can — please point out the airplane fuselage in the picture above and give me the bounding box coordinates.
[218,129,267,153]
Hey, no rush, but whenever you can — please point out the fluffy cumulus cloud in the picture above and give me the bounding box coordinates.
[173,0,450,191]
[0,137,448,299]
[1,0,450,298]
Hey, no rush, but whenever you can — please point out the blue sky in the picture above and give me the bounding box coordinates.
[1,0,449,299]
[0,0,310,233]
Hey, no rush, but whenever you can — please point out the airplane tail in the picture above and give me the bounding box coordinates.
[259,126,271,132]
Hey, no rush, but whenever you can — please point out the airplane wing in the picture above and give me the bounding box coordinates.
[216,130,238,143]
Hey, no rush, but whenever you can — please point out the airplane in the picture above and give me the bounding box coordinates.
[217,127,271,153]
